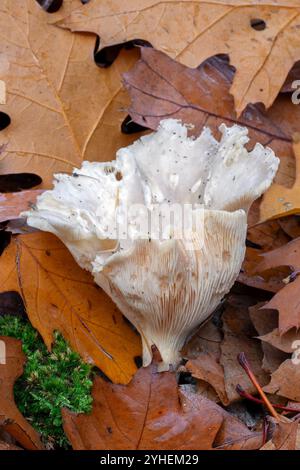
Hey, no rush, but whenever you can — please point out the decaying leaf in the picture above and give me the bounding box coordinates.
[62,361,261,450]
[238,246,290,293]
[0,190,42,223]
[0,336,44,450]
[278,216,300,239]
[261,418,299,450]
[183,318,222,360]
[0,0,140,187]
[124,47,300,198]
[260,139,300,222]
[0,233,141,384]
[58,0,300,115]
[259,327,300,354]
[185,353,228,405]
[256,237,300,333]
[249,303,289,374]
[220,295,268,403]
[183,318,225,403]
[264,359,300,402]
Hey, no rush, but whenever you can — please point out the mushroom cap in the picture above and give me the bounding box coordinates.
[24,119,279,369]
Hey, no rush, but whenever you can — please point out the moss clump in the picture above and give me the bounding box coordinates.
[0,315,94,449]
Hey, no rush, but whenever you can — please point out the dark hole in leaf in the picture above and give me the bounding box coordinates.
[94,37,124,68]
[0,113,11,131]
[95,368,112,383]
[0,291,26,319]
[131,39,152,49]
[246,238,262,250]
[94,37,152,67]
[178,371,197,385]
[0,173,42,193]
[121,115,149,134]
[250,18,266,31]
[134,355,143,368]
[35,0,63,13]
[0,231,11,256]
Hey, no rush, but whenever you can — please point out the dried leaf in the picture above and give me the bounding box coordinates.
[260,139,300,222]
[261,419,298,450]
[124,47,300,201]
[220,295,268,403]
[259,327,300,354]
[0,336,44,449]
[0,233,141,384]
[185,353,228,405]
[183,318,222,360]
[278,216,300,239]
[239,246,289,293]
[247,218,290,252]
[62,361,261,450]
[264,359,300,402]
[256,237,300,333]
[249,303,289,374]
[0,0,140,187]
[58,0,300,114]
[0,190,42,223]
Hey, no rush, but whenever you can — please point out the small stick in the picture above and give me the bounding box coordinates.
[237,352,279,420]
[236,384,300,413]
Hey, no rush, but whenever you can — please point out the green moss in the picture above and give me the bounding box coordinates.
[0,315,94,449]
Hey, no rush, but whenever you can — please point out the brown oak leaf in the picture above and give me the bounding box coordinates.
[220,295,268,403]
[0,336,44,450]
[62,361,262,450]
[249,303,289,374]
[0,0,140,187]
[57,0,300,115]
[260,139,300,222]
[261,418,299,450]
[0,233,141,384]
[0,190,42,224]
[256,237,300,333]
[264,359,300,402]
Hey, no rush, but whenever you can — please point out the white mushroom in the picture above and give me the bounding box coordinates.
[24,120,279,371]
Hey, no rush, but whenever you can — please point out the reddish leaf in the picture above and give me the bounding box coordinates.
[0,233,141,384]
[256,237,300,333]
[0,190,42,223]
[264,359,300,402]
[0,337,44,450]
[220,295,268,403]
[62,362,261,450]
[249,303,288,374]
[124,47,299,195]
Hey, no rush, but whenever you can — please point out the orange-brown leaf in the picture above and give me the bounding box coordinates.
[58,0,300,115]
[124,47,300,202]
[62,362,261,450]
[264,359,300,402]
[260,139,300,221]
[256,237,300,333]
[0,233,141,384]
[0,0,139,187]
[0,336,44,450]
